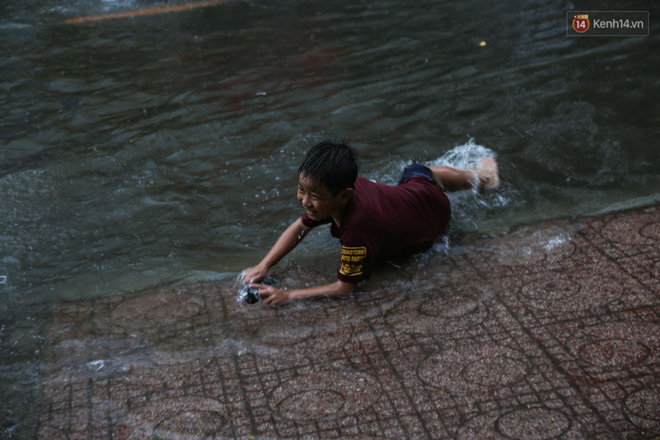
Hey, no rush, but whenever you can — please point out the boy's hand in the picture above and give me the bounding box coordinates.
[242,265,268,284]
[250,283,291,306]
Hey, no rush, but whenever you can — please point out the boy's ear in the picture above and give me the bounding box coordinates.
[337,187,353,204]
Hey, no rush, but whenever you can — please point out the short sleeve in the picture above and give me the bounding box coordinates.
[336,244,373,283]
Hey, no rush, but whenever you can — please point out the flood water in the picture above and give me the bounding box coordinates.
[1,0,658,436]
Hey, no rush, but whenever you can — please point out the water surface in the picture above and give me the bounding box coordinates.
[1,0,658,436]
[2,0,658,304]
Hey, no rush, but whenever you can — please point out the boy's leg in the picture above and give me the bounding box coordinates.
[429,157,499,192]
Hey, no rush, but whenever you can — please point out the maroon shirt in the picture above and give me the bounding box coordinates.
[301,176,450,283]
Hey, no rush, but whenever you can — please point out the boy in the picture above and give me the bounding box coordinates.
[243,139,498,306]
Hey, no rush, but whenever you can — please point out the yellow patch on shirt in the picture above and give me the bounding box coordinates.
[339,246,367,277]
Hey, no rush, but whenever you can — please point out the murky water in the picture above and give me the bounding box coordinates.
[2,0,659,306]
[1,0,658,436]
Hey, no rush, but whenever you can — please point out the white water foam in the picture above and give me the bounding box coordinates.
[429,138,497,191]
[431,139,510,227]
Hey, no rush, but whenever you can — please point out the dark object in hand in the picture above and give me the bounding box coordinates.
[239,277,280,304]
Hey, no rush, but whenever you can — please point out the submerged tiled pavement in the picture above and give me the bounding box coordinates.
[38,206,659,439]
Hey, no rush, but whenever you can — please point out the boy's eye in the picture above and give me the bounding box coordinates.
[298,187,320,200]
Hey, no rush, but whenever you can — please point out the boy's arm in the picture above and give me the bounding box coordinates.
[250,279,356,306]
[243,217,311,283]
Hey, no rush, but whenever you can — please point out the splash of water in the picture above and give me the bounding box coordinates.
[430,139,510,231]
[429,138,497,186]
[368,138,508,238]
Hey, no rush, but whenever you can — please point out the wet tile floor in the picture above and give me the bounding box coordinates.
[38,206,659,439]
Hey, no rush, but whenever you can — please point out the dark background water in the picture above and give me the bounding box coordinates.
[0,0,658,436]
[1,0,659,306]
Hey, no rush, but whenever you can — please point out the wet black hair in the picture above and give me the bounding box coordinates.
[298,139,360,196]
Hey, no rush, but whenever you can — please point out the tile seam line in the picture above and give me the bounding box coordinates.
[84,307,98,440]
[463,252,625,438]
[229,355,261,435]
[226,306,260,436]
[201,285,239,437]
[366,314,435,439]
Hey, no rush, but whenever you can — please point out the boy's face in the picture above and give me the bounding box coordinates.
[297,174,352,222]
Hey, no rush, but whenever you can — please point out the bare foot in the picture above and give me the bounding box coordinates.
[476,157,499,190]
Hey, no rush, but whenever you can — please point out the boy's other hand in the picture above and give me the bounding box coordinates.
[250,284,291,306]
[243,265,268,284]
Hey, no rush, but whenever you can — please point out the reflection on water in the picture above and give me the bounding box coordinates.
[61,0,229,24]
[0,0,658,436]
